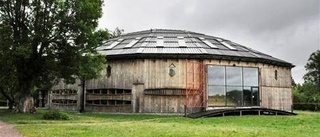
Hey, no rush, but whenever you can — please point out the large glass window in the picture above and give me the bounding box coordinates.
[208,86,225,106]
[208,66,225,86]
[243,68,258,86]
[207,66,259,107]
[208,66,225,106]
[226,67,242,86]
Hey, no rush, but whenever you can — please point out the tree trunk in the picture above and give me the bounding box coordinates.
[15,79,36,113]
[16,94,36,113]
[8,100,14,110]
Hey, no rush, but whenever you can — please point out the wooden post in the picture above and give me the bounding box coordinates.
[132,82,144,113]
[79,79,86,113]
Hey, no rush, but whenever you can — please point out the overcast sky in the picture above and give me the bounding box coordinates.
[99,0,320,84]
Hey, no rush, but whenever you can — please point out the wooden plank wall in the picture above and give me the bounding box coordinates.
[86,59,200,113]
[260,66,292,111]
[143,95,185,113]
[50,79,81,111]
[86,59,189,90]
[51,58,293,113]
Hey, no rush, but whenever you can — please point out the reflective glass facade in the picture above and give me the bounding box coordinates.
[207,66,259,107]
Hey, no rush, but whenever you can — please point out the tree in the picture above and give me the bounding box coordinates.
[0,15,19,109]
[0,0,108,113]
[109,27,124,38]
[304,50,320,87]
[293,82,320,103]
[293,50,320,105]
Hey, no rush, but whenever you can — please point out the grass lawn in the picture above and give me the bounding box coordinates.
[0,109,319,137]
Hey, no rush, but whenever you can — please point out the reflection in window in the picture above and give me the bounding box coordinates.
[243,68,259,86]
[208,86,225,106]
[207,66,259,107]
[226,86,242,106]
[208,66,225,85]
[243,87,252,106]
[226,67,242,86]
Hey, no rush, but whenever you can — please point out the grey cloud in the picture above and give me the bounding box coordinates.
[100,0,320,83]
[166,0,319,34]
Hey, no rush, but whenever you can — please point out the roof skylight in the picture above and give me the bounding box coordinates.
[220,41,237,50]
[198,37,218,49]
[156,36,164,48]
[124,37,141,48]
[178,36,187,48]
[105,39,123,49]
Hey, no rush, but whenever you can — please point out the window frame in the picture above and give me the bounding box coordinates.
[206,65,260,107]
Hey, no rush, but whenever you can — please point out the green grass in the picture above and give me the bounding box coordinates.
[0,109,319,137]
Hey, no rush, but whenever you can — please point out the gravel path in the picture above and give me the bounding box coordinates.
[0,121,24,137]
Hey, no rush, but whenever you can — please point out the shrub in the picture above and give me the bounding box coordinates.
[293,103,320,111]
[42,111,70,120]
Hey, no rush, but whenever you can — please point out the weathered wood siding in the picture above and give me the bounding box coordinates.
[142,95,185,113]
[49,58,293,113]
[50,79,81,111]
[84,59,191,113]
[260,66,292,111]
[86,59,187,89]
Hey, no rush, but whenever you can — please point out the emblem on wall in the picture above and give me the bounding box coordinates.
[169,63,176,77]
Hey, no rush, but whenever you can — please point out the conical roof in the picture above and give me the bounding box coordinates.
[97,29,293,67]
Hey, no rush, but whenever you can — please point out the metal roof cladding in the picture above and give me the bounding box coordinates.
[97,29,294,67]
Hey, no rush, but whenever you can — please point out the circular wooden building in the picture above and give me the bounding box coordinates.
[49,29,294,114]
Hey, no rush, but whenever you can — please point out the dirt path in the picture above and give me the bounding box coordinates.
[0,121,24,137]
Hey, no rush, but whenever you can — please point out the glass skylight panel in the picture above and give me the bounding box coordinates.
[96,41,112,50]
[203,40,218,49]
[195,42,203,48]
[177,36,184,39]
[216,38,223,42]
[178,36,187,47]
[140,42,148,47]
[198,37,218,49]
[124,37,141,48]
[96,46,107,50]
[220,41,237,50]
[156,36,164,48]
[105,39,123,49]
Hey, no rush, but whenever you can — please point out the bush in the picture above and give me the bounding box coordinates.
[42,111,70,120]
[293,103,320,111]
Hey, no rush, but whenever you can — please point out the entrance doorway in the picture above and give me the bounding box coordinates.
[243,87,259,106]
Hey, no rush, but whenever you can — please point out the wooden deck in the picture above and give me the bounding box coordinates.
[187,107,297,118]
